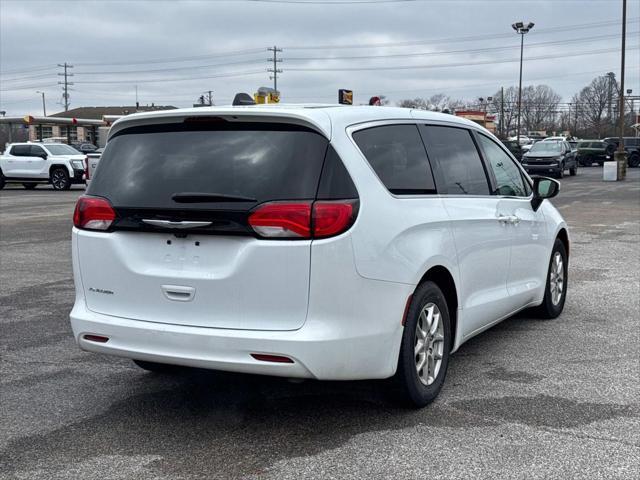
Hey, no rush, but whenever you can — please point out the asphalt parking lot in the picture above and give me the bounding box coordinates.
[1,167,639,480]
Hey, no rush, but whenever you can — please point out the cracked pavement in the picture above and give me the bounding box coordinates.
[1,167,639,479]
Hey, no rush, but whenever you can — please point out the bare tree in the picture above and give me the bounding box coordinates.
[397,94,464,112]
[520,85,562,133]
[575,76,612,138]
[490,87,518,137]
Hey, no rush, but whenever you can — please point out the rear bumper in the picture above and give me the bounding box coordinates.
[70,300,405,380]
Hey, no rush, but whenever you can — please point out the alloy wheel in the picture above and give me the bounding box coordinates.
[52,170,67,189]
[414,303,445,386]
[549,252,564,306]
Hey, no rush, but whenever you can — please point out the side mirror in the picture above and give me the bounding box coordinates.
[531,176,560,211]
[39,153,48,160]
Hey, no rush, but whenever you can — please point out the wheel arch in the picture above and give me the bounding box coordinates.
[556,228,570,258]
[416,265,458,352]
[49,163,72,176]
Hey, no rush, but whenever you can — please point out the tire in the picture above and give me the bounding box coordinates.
[395,281,451,407]
[0,172,5,190]
[556,165,564,179]
[22,183,37,190]
[50,168,71,190]
[532,239,568,319]
[629,154,640,168]
[132,359,180,373]
[569,164,577,176]
[581,157,593,167]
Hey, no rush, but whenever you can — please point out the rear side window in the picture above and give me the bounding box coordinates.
[352,124,436,194]
[316,145,358,200]
[10,145,31,156]
[30,145,46,156]
[419,126,490,195]
[88,122,329,210]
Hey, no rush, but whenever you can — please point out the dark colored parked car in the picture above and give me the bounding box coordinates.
[521,140,578,178]
[602,137,640,167]
[502,139,523,160]
[71,143,99,154]
[576,141,612,166]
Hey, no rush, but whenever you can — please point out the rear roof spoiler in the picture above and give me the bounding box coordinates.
[232,93,256,106]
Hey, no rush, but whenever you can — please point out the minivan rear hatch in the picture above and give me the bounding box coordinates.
[77,119,329,330]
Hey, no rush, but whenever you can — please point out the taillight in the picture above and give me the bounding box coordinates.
[73,196,116,231]
[248,202,312,238]
[248,200,357,239]
[313,200,357,238]
[84,156,90,180]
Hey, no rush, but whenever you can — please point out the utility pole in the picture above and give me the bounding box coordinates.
[36,91,46,116]
[615,0,627,180]
[57,63,74,111]
[267,46,283,93]
[500,87,505,138]
[203,90,213,106]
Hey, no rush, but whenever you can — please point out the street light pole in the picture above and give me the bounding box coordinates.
[512,21,534,144]
[615,0,627,180]
[36,91,46,116]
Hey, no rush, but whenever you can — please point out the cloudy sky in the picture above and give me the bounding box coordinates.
[1,0,638,115]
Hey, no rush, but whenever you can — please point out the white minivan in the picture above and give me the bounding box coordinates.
[70,105,569,406]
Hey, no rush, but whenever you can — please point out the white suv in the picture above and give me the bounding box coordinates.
[70,105,569,406]
[0,142,86,190]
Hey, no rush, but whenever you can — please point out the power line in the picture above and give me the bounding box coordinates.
[282,17,637,50]
[285,31,638,62]
[73,48,265,67]
[287,45,640,72]
[73,69,266,85]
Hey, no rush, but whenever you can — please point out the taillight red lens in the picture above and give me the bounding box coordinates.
[84,156,90,180]
[312,201,356,238]
[248,202,312,238]
[248,200,358,239]
[73,196,116,231]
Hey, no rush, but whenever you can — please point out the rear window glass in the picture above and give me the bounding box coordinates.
[352,124,436,194]
[88,122,329,209]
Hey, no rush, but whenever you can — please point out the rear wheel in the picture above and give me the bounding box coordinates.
[22,183,37,190]
[532,239,568,319]
[50,168,71,190]
[133,359,180,373]
[396,281,451,407]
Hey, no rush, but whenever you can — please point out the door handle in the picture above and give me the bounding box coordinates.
[498,215,520,225]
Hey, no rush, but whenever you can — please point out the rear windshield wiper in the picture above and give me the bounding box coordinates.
[171,192,257,203]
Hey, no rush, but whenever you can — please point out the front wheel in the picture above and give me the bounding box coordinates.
[629,154,640,168]
[569,164,577,176]
[556,165,564,179]
[50,168,71,190]
[0,172,5,190]
[532,239,568,319]
[396,281,451,407]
